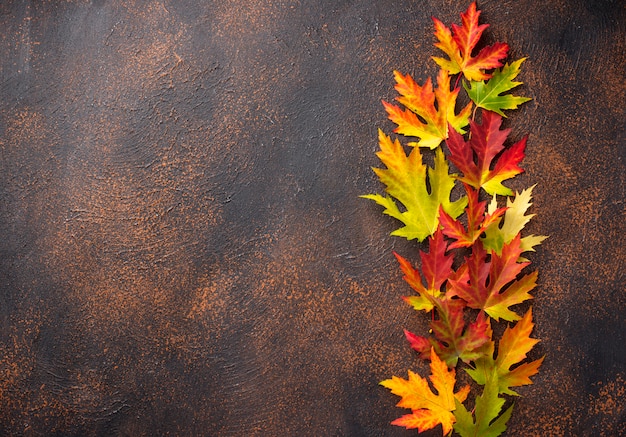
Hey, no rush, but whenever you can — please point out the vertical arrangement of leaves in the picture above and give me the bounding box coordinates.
[364,3,547,436]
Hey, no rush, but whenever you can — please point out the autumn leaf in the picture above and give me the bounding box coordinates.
[381,348,471,436]
[430,304,490,367]
[467,308,544,396]
[406,303,491,367]
[396,230,453,312]
[383,69,472,149]
[453,368,514,437]
[464,58,532,117]
[448,236,536,322]
[373,4,545,434]
[482,185,549,255]
[362,130,467,241]
[432,2,509,81]
[439,184,507,249]
[446,110,527,196]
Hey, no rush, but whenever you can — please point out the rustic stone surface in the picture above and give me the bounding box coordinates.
[0,1,624,435]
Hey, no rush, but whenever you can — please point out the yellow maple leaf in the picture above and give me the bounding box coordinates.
[361,130,467,242]
[482,185,549,255]
[381,348,470,435]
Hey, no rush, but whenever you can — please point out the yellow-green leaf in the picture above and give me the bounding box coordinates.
[453,368,513,437]
[482,186,549,254]
[362,130,467,241]
[464,58,532,117]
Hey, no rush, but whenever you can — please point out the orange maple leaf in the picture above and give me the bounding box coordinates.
[432,2,509,81]
[381,348,470,435]
[383,68,471,149]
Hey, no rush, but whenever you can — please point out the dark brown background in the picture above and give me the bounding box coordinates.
[1,0,624,436]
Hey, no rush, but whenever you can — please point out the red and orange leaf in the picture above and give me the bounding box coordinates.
[432,2,509,81]
[448,235,536,321]
[392,409,448,431]
[439,184,507,249]
[427,301,491,367]
[467,308,544,396]
[383,69,471,149]
[446,110,526,196]
[487,269,538,322]
[438,207,469,248]
[483,136,527,195]
[446,240,489,301]
[405,329,431,359]
[397,253,439,313]
[421,229,454,292]
[397,230,454,312]
[381,348,470,436]
[454,311,491,362]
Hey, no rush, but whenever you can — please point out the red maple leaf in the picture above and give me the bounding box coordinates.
[406,303,490,367]
[439,184,507,249]
[396,230,454,313]
[445,110,527,196]
[448,235,537,322]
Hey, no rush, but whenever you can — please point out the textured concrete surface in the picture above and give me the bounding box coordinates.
[0,0,624,435]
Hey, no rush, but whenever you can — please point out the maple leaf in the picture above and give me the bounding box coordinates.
[467,308,544,396]
[446,110,527,196]
[383,69,472,149]
[396,230,453,312]
[432,2,509,81]
[439,184,507,249]
[362,130,467,241]
[482,185,549,255]
[453,369,514,437]
[448,236,537,322]
[464,58,532,117]
[406,303,491,367]
[381,348,471,436]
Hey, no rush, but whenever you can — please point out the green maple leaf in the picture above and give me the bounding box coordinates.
[453,368,513,437]
[464,58,531,117]
[362,130,467,241]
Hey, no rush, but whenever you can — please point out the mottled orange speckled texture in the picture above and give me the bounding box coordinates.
[0,0,624,436]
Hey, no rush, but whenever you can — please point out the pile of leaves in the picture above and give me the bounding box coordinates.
[364,3,546,436]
